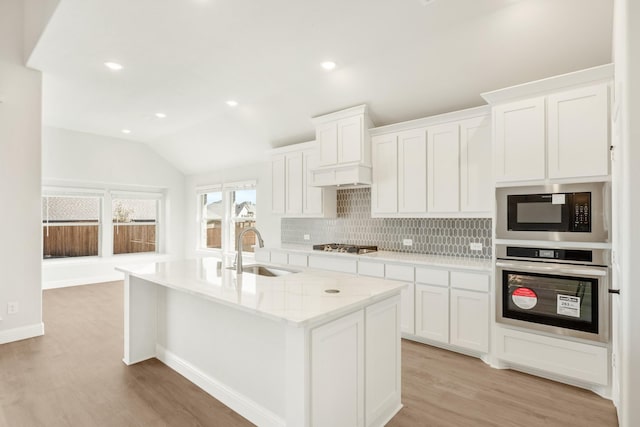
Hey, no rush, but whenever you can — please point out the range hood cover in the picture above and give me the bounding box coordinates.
[310,164,372,188]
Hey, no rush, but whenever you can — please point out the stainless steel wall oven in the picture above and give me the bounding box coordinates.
[496,244,610,342]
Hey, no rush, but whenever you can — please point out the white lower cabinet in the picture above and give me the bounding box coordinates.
[311,310,365,427]
[287,253,308,267]
[310,296,401,427]
[415,269,490,354]
[495,327,608,385]
[365,297,401,427]
[415,283,449,344]
[450,289,489,353]
[385,264,415,336]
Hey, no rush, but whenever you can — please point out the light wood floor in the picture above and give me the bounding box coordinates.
[0,281,618,427]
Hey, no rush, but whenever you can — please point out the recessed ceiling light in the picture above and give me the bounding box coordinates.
[104,62,123,71]
[155,113,167,118]
[226,100,238,107]
[321,61,336,71]
[121,129,131,134]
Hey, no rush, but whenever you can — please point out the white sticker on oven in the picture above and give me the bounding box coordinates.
[552,193,566,204]
[512,287,538,310]
[557,295,581,318]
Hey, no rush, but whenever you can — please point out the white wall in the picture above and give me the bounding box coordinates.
[41,127,186,288]
[184,161,280,259]
[613,1,640,426]
[0,0,44,344]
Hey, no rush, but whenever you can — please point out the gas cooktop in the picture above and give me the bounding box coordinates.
[312,243,378,254]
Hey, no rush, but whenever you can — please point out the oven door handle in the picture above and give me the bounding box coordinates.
[495,261,608,277]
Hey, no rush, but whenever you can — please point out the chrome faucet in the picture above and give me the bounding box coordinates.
[235,226,265,274]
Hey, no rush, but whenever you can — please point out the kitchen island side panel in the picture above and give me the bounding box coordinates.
[156,286,287,422]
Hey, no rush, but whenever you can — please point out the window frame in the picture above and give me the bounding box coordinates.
[196,181,257,257]
[42,188,105,260]
[42,185,166,262]
[111,191,163,256]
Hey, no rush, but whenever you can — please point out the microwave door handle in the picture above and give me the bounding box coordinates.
[495,261,607,277]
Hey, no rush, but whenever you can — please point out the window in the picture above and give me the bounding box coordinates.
[43,186,165,261]
[200,191,223,250]
[198,182,257,254]
[230,188,257,253]
[112,197,159,254]
[42,195,101,259]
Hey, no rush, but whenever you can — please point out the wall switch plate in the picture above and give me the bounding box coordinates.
[469,242,483,251]
[403,239,413,246]
[303,234,310,241]
[7,301,19,315]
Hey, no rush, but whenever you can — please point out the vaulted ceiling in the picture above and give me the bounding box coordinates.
[28,0,613,175]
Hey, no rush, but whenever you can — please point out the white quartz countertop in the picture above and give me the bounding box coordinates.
[117,258,406,327]
[264,244,492,272]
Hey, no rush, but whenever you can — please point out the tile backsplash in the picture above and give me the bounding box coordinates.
[281,188,492,258]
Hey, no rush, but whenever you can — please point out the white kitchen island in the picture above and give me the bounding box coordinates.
[118,258,405,427]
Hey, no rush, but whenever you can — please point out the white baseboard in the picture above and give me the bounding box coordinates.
[155,345,285,427]
[43,273,124,289]
[0,322,45,345]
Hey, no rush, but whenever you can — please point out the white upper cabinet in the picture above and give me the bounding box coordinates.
[460,116,493,213]
[285,151,303,215]
[271,142,336,218]
[493,97,546,183]
[398,129,427,214]
[370,106,491,218]
[338,115,364,164]
[371,134,398,214]
[310,105,374,187]
[428,123,460,213]
[483,65,613,184]
[317,122,338,166]
[271,154,286,215]
[547,84,609,179]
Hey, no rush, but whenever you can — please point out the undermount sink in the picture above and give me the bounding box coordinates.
[228,264,300,277]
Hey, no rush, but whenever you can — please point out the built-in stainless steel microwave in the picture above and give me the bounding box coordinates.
[496,182,610,243]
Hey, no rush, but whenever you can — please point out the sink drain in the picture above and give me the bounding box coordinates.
[324,289,340,294]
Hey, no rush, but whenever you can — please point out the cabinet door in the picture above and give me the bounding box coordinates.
[311,310,365,427]
[450,289,489,353]
[303,150,323,215]
[365,297,401,427]
[547,84,609,179]
[460,116,492,213]
[400,282,415,335]
[428,123,460,213]
[338,115,363,164]
[494,97,546,182]
[271,154,286,214]
[285,152,303,215]
[371,134,398,214]
[317,121,338,166]
[415,284,449,344]
[398,129,427,213]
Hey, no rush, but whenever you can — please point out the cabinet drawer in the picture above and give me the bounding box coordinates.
[288,253,308,267]
[415,267,448,287]
[496,327,608,385]
[450,271,489,292]
[270,251,288,265]
[358,261,385,278]
[308,255,358,274]
[385,264,413,282]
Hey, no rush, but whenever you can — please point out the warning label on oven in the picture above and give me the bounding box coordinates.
[512,287,538,310]
[557,295,581,318]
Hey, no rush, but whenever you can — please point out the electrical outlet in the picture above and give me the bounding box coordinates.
[303,234,310,241]
[469,242,483,251]
[403,239,413,246]
[7,301,19,315]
